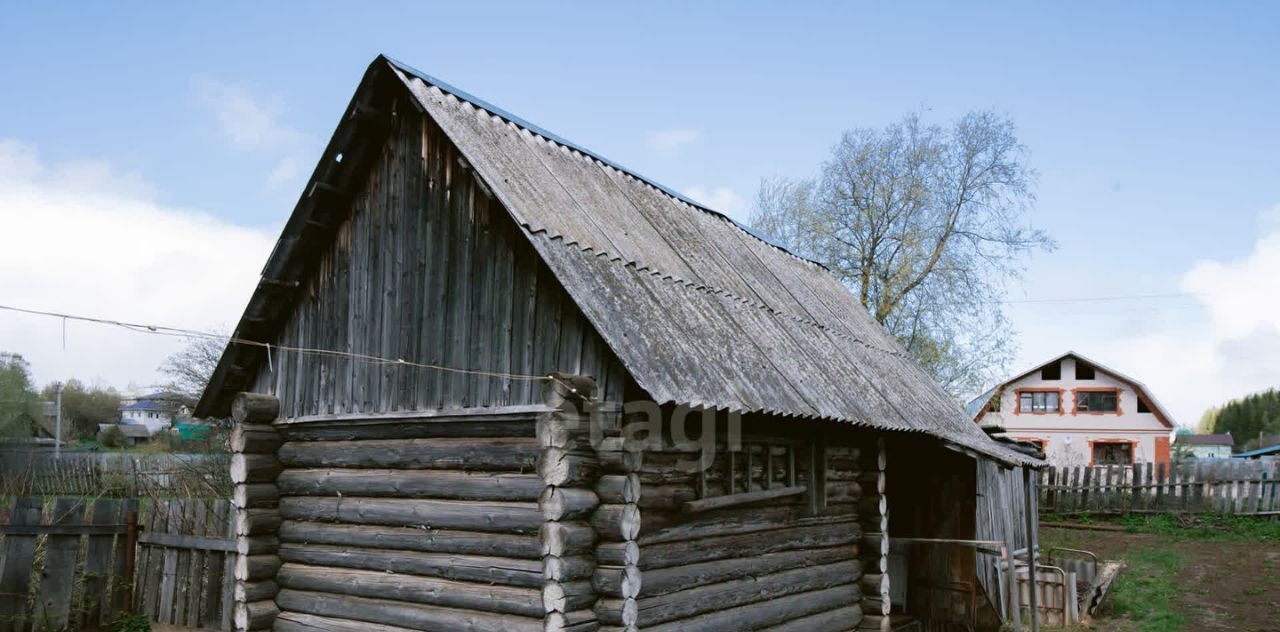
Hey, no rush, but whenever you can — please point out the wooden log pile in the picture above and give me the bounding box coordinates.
[229,392,283,632]
[857,437,890,632]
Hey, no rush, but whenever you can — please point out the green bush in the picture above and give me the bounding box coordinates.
[101,425,126,448]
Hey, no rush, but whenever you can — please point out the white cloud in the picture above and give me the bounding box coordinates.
[191,75,306,150]
[682,184,747,216]
[191,75,311,191]
[0,140,275,393]
[1047,207,1280,427]
[648,128,704,154]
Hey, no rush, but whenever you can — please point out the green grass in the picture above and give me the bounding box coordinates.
[1107,545,1187,632]
[1115,513,1280,541]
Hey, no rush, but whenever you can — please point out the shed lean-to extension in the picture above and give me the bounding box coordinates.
[200,56,1042,632]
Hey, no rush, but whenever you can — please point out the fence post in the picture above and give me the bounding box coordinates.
[122,509,138,613]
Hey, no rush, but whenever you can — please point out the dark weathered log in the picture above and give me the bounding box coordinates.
[860,532,888,558]
[275,588,544,632]
[597,438,643,473]
[856,472,885,495]
[278,496,543,534]
[639,508,854,545]
[539,448,599,486]
[234,484,280,509]
[235,509,282,536]
[640,546,858,597]
[232,392,280,424]
[236,535,279,556]
[594,474,641,505]
[826,480,863,503]
[640,520,859,570]
[277,468,545,501]
[277,415,539,442]
[857,494,886,517]
[540,521,597,557]
[858,612,891,632]
[274,611,421,632]
[593,565,642,599]
[234,579,278,603]
[596,541,640,567]
[643,584,860,632]
[540,487,600,521]
[544,609,600,632]
[681,485,806,514]
[860,595,889,616]
[544,555,596,582]
[591,504,641,542]
[231,426,283,454]
[281,520,540,559]
[594,597,638,627]
[277,562,542,616]
[230,454,283,484]
[542,580,595,613]
[235,554,281,582]
[234,599,278,631]
[636,483,699,511]
[629,560,860,626]
[772,604,864,632]
[860,572,889,596]
[278,542,543,587]
[537,412,594,449]
[278,438,539,471]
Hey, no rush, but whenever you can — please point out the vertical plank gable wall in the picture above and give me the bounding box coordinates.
[250,106,626,416]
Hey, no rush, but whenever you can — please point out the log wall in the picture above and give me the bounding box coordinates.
[628,415,867,631]
[272,407,554,631]
[249,105,626,418]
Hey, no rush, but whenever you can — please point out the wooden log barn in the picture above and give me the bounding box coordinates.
[195,56,1045,632]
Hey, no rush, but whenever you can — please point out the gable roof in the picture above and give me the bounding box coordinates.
[196,55,1036,466]
[966,350,1177,428]
[1177,433,1233,446]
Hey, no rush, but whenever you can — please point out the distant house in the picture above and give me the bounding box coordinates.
[119,391,187,435]
[968,351,1176,466]
[1175,433,1234,460]
[97,422,153,446]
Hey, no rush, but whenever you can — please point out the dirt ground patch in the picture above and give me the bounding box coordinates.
[1042,522,1280,632]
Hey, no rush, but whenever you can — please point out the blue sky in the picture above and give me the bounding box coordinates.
[1,2,1277,424]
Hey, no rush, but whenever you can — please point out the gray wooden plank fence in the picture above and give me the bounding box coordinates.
[0,497,137,632]
[134,498,235,630]
[0,497,234,632]
[1040,460,1280,515]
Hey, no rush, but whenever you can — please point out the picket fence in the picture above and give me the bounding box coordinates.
[1039,459,1280,515]
[0,497,234,632]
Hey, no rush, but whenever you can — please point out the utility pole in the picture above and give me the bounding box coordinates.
[54,381,64,458]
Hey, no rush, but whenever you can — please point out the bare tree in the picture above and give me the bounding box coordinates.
[160,335,226,402]
[752,111,1053,396]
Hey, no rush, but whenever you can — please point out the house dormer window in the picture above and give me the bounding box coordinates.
[1041,361,1061,380]
[1074,388,1120,415]
[1075,362,1095,380]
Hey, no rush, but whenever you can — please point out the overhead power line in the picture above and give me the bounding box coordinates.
[998,292,1196,305]
[0,303,551,383]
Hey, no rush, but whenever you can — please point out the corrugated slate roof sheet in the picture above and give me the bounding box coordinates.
[393,63,1035,465]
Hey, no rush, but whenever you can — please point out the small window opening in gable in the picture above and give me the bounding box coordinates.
[1075,362,1096,380]
[1137,397,1151,414]
[1041,361,1061,380]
